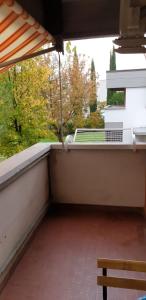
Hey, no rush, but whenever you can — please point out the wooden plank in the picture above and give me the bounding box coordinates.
[97,276,146,291]
[97,258,146,272]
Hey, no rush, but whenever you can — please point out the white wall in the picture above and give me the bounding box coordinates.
[0,144,50,282]
[104,87,146,141]
[98,80,107,101]
[125,88,146,128]
[51,147,146,208]
[104,108,125,124]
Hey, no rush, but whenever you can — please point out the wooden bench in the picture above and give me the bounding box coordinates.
[97,258,146,300]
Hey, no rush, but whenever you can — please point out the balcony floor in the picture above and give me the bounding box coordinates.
[1,206,146,300]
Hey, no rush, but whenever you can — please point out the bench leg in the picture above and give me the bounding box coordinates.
[103,268,107,300]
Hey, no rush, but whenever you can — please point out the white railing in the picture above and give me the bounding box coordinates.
[73,128,133,144]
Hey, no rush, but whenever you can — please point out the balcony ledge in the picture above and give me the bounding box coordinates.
[0,143,51,191]
[1,141,146,191]
[51,142,146,150]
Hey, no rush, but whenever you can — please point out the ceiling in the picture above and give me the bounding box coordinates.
[17,0,120,40]
[2,0,146,71]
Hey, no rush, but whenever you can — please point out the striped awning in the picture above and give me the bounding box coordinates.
[0,0,54,73]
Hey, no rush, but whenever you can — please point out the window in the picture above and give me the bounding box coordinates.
[107,88,125,106]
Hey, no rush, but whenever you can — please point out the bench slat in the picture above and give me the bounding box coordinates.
[97,258,146,272]
[97,276,146,291]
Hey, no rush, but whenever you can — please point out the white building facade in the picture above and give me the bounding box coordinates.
[98,79,107,101]
[104,69,146,143]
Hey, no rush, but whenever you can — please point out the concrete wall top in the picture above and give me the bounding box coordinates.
[106,69,146,88]
[0,143,51,191]
[1,141,146,192]
[51,143,146,150]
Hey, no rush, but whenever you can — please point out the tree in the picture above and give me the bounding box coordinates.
[107,46,116,104]
[84,111,104,128]
[0,42,105,157]
[46,43,92,139]
[45,42,104,138]
[0,57,57,157]
[107,46,124,106]
[107,91,125,106]
[89,59,97,113]
[68,46,90,120]
[109,46,116,71]
[43,52,68,141]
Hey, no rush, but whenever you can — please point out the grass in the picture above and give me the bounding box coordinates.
[74,131,105,143]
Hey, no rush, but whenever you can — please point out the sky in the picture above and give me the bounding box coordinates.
[70,37,146,80]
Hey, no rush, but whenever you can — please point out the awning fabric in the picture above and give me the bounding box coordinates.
[0,0,54,73]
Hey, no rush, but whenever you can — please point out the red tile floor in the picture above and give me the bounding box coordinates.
[1,206,146,300]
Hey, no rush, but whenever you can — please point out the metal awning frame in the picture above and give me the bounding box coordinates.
[0,45,57,69]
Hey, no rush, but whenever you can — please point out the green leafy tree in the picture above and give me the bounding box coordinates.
[109,46,116,71]
[89,59,97,113]
[107,91,125,106]
[107,46,116,105]
[0,42,105,157]
[0,57,57,157]
[107,46,124,105]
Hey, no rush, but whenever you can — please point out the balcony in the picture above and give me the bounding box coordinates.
[0,142,146,299]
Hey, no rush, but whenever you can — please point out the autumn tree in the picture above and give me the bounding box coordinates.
[45,42,104,138]
[68,45,90,123]
[42,52,64,141]
[45,42,92,139]
[0,42,105,157]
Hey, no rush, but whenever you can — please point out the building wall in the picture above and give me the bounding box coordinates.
[98,79,107,101]
[106,69,146,89]
[104,108,125,125]
[104,87,146,129]
[51,148,146,208]
[125,88,146,128]
[105,69,146,142]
